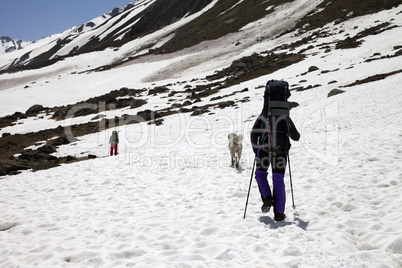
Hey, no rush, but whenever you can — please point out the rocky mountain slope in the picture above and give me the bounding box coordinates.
[0,0,214,71]
[1,0,400,72]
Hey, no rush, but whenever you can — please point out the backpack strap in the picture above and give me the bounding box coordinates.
[259,114,274,150]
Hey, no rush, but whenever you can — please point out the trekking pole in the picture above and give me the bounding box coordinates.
[243,156,256,219]
[287,152,296,210]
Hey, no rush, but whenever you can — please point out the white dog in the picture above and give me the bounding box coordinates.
[228,133,243,168]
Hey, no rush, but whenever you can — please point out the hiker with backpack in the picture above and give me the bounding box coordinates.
[250,80,300,221]
[109,130,119,156]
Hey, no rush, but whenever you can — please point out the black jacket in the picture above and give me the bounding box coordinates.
[250,115,300,154]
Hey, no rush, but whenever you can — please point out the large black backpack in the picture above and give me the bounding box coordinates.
[258,80,291,153]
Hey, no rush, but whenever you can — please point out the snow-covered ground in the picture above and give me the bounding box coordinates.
[0,1,401,267]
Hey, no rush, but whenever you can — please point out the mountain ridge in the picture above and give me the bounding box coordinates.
[0,0,215,72]
[1,0,400,74]
[0,36,31,55]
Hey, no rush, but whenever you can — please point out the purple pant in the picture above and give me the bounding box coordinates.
[255,170,286,214]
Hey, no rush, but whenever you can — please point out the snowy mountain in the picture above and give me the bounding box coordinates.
[0,36,31,54]
[0,0,401,267]
[0,0,214,71]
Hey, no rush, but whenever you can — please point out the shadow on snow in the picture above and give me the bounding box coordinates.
[258,216,309,230]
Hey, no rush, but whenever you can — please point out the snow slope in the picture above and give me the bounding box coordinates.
[0,0,401,267]
[0,73,401,267]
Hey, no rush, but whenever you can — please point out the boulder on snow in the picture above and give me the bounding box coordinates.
[19,150,59,162]
[0,159,29,176]
[289,102,300,109]
[17,149,59,172]
[50,136,75,146]
[38,145,57,154]
[328,89,345,98]
[66,155,77,162]
[25,104,44,116]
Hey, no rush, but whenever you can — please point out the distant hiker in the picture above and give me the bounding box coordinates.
[109,130,119,156]
[250,80,300,221]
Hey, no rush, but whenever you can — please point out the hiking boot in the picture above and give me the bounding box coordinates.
[274,213,286,221]
[261,196,273,213]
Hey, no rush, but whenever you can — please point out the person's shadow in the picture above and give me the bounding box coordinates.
[259,215,309,230]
